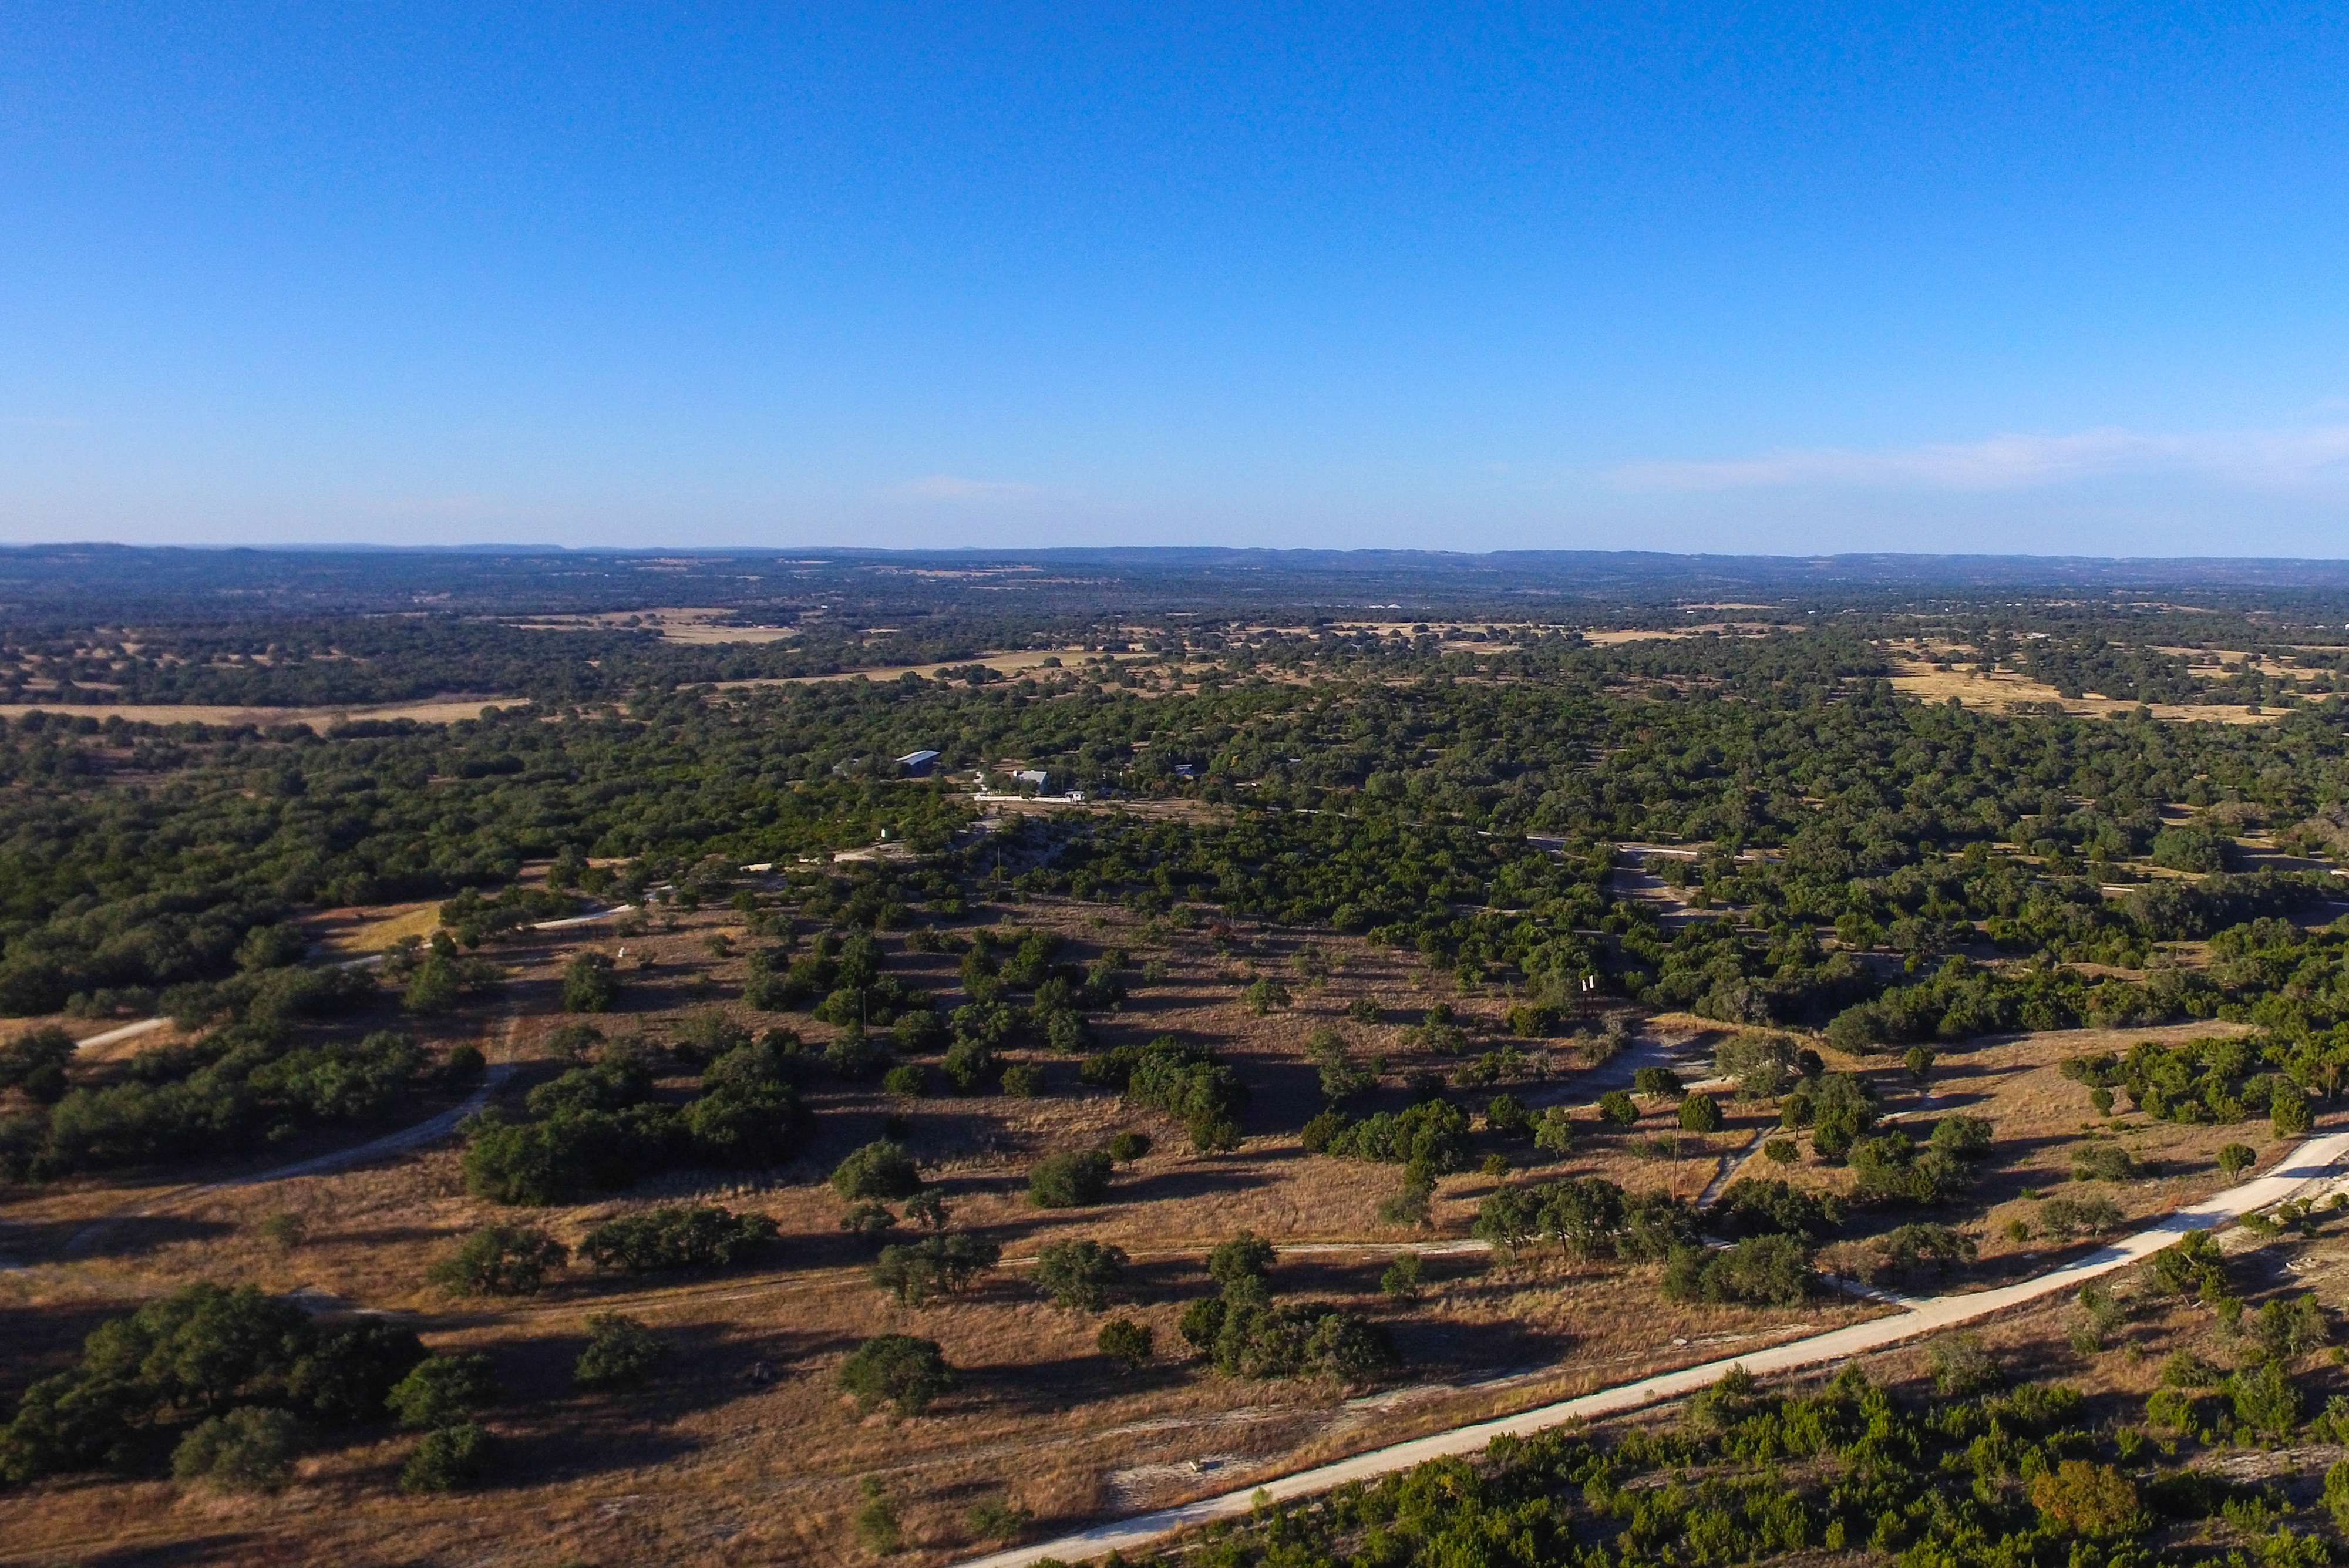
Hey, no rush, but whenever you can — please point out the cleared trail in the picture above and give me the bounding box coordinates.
[957,1127,2349,1568]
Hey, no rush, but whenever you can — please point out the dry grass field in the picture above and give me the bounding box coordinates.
[0,696,529,732]
[1,884,2323,1567]
[1881,643,2274,724]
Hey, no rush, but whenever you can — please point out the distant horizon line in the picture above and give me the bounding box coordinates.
[7,541,2349,567]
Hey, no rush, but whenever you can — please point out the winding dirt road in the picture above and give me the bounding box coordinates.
[957,1126,2349,1568]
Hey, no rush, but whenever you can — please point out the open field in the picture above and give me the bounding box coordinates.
[8,877,2309,1567]
[0,896,1890,1568]
[1885,655,2276,724]
[509,607,800,644]
[0,695,527,730]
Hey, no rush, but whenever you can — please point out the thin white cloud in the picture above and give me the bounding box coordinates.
[888,474,1044,503]
[1611,422,2349,492]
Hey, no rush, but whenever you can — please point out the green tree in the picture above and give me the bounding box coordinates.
[170,1406,308,1493]
[831,1140,922,1201]
[855,1476,903,1554]
[574,1313,665,1389]
[399,1421,492,1493]
[428,1224,568,1296]
[1096,1318,1153,1370]
[838,1335,955,1415]
[1678,1094,1724,1133]
[1028,1149,1114,1207]
[1242,976,1291,1015]
[1033,1239,1128,1310]
[2030,1459,2140,1536]
[563,951,618,1014]
[2229,1357,2304,1439]
[386,1354,498,1429]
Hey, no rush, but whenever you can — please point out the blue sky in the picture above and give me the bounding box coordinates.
[6,4,2349,554]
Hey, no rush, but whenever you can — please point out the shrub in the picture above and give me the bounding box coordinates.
[2145,1385,2202,1432]
[574,1313,666,1389]
[999,1062,1045,1097]
[1711,1178,1843,1240]
[1663,1234,1811,1305]
[1929,1114,1994,1156]
[1381,1253,1425,1302]
[399,1421,492,1493]
[2030,1459,2141,1536]
[2274,1084,2313,1137]
[428,1224,568,1296]
[1029,1149,1115,1207]
[1533,1108,1576,1155]
[892,1008,945,1053]
[2038,1194,2123,1238]
[0,1025,75,1102]
[1310,1026,1377,1102]
[1090,1035,1249,1151]
[881,1064,926,1098]
[1850,1130,1971,1205]
[1874,1222,1976,1281]
[839,1334,955,1415]
[387,1353,498,1429]
[856,1476,903,1553]
[1596,1090,1639,1126]
[1206,1297,1394,1381]
[942,1038,997,1093]
[171,1406,307,1493]
[1633,1065,1684,1100]
[2217,1142,2257,1179]
[1034,1239,1128,1310]
[1097,1318,1154,1370]
[2326,1459,2349,1535]
[291,1320,431,1427]
[580,1204,778,1273]
[1677,1095,1724,1133]
[1927,1333,2003,1396]
[968,1495,1034,1543]
[871,1234,1001,1305]
[2249,1293,2327,1360]
[1209,1231,1277,1286]
[1242,976,1291,1014]
[1484,1093,1532,1139]
[563,953,618,1013]
[1715,1032,1797,1098]
[1324,1099,1473,1172]
[2072,1141,2141,1182]
[825,1029,888,1079]
[1106,1130,1151,1163]
[832,1141,922,1201]
[2229,1357,2304,1439]
[1763,1138,1797,1165]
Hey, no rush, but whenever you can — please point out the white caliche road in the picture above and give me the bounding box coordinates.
[958,1127,2349,1568]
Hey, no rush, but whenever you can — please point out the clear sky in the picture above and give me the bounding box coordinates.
[6,4,2349,555]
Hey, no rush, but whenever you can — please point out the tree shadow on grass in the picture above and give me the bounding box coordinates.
[962,1352,1186,1417]
[0,1296,142,1405]
[2,1213,234,1267]
[62,1532,283,1568]
[1105,1163,1267,1206]
[495,1319,856,1485]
